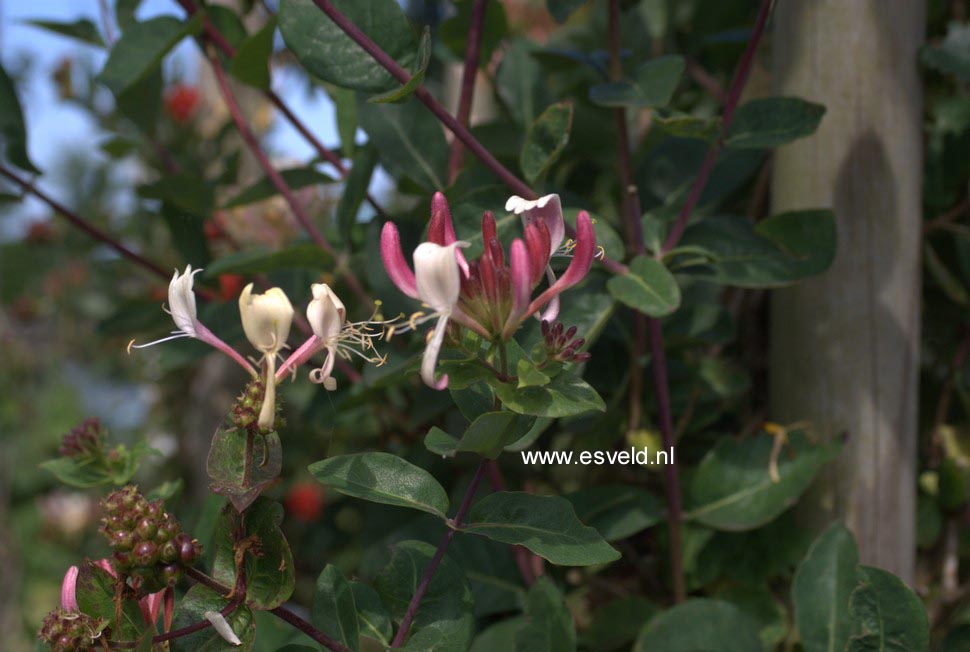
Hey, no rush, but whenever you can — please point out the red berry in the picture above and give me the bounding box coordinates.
[285,482,325,523]
[164,84,200,123]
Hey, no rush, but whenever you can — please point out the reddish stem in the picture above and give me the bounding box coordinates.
[205,47,371,306]
[0,164,173,283]
[608,0,686,603]
[390,460,488,647]
[447,0,489,184]
[310,0,536,200]
[661,0,774,252]
[184,567,351,652]
[174,0,388,218]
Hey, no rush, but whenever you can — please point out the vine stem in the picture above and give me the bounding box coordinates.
[661,0,775,252]
[204,46,371,307]
[446,0,489,184]
[607,0,686,603]
[0,163,177,285]
[309,0,537,201]
[390,459,488,647]
[174,0,388,220]
[184,566,351,652]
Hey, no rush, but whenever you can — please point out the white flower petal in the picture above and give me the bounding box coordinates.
[506,194,565,255]
[414,241,467,313]
[239,284,294,354]
[307,283,346,342]
[168,265,202,337]
[204,611,241,646]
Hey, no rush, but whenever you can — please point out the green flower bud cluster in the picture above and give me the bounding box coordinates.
[231,378,283,432]
[38,609,108,652]
[99,486,202,592]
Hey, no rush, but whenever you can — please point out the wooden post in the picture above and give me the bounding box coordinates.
[770,0,925,582]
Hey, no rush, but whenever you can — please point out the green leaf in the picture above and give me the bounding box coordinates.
[171,585,256,652]
[686,432,840,531]
[26,19,105,47]
[678,211,837,288]
[211,498,295,610]
[583,596,659,652]
[472,619,526,652]
[374,540,475,652]
[223,166,338,208]
[547,0,587,23]
[654,113,720,141]
[589,56,684,108]
[308,452,450,518]
[846,566,929,652]
[565,485,663,541]
[607,255,681,317]
[520,101,573,183]
[350,582,392,645]
[313,565,359,652]
[920,22,970,84]
[75,561,150,643]
[229,18,277,90]
[98,16,202,96]
[203,244,333,277]
[206,425,283,512]
[279,0,416,93]
[368,26,431,104]
[336,144,378,240]
[116,68,162,134]
[634,599,762,652]
[726,97,826,149]
[792,523,859,652]
[430,412,537,459]
[517,357,551,388]
[464,491,620,566]
[332,87,358,158]
[357,98,449,191]
[515,577,576,652]
[441,1,508,62]
[494,370,606,418]
[139,173,214,215]
[0,62,40,173]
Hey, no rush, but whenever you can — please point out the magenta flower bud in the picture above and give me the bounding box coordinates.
[380,222,419,299]
[60,566,79,611]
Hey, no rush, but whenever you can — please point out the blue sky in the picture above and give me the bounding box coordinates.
[0,0,345,235]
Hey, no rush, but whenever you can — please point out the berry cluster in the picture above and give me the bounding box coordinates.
[540,320,591,363]
[38,609,108,652]
[230,378,283,432]
[58,418,104,458]
[99,486,202,592]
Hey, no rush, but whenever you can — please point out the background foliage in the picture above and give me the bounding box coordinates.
[1,0,968,651]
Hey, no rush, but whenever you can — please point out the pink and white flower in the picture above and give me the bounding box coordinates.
[381,192,596,389]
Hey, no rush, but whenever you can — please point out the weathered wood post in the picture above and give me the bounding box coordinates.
[770,0,925,581]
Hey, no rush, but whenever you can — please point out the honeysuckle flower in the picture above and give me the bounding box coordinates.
[239,284,294,355]
[275,283,388,391]
[61,561,170,628]
[381,192,596,389]
[239,283,294,430]
[506,193,567,321]
[129,266,256,376]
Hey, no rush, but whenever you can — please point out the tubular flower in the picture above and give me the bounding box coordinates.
[275,283,388,391]
[506,193,570,321]
[60,561,169,628]
[381,192,596,389]
[129,266,255,375]
[239,284,294,430]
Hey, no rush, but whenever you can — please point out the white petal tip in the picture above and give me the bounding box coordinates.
[204,611,242,646]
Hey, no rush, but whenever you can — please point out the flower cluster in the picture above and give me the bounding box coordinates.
[38,608,107,652]
[98,486,202,592]
[57,417,104,458]
[541,320,591,364]
[131,269,384,432]
[381,192,595,388]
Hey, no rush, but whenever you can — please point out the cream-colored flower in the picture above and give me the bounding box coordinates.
[239,284,294,355]
[239,283,294,430]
